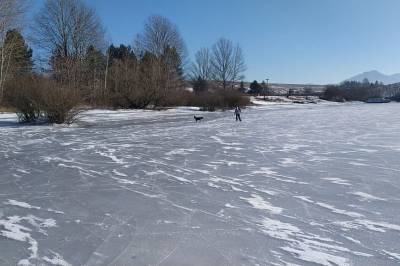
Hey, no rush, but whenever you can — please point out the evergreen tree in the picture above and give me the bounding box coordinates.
[85,45,105,72]
[261,81,266,96]
[250,80,261,94]
[108,44,136,63]
[83,45,106,102]
[3,29,33,76]
[362,78,370,85]
[164,47,184,82]
[192,76,208,93]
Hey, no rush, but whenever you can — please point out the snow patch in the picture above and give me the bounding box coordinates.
[350,191,386,202]
[208,182,221,189]
[281,245,349,266]
[110,176,136,185]
[210,136,241,146]
[5,200,41,210]
[5,199,64,214]
[322,177,351,186]
[241,194,283,214]
[0,215,57,265]
[231,185,247,192]
[252,167,277,175]
[112,169,127,177]
[95,149,124,164]
[259,217,301,239]
[42,251,71,266]
[348,161,368,167]
[255,188,278,196]
[293,196,314,203]
[279,158,298,166]
[166,148,200,156]
[383,250,400,261]
[315,202,364,218]
[335,219,400,233]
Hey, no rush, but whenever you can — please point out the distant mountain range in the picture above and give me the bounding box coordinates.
[346,70,400,85]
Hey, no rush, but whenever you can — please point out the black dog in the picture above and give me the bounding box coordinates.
[194,115,204,122]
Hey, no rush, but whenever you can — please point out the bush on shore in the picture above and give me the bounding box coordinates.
[39,82,82,124]
[4,76,81,124]
[99,87,250,112]
[3,76,250,124]
[322,81,384,102]
[5,76,41,123]
[187,89,250,111]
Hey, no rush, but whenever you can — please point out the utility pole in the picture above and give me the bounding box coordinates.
[264,78,269,100]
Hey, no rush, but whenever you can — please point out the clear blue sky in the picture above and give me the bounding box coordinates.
[30,0,400,84]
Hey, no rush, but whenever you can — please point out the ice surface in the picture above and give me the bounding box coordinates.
[1,103,400,265]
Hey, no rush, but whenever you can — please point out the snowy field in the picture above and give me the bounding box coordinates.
[1,103,400,266]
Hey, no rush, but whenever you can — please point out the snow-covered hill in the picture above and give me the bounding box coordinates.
[346,70,400,85]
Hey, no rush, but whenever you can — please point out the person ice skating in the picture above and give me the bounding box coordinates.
[234,106,242,121]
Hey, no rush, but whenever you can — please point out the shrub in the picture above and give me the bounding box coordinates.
[391,94,400,102]
[187,89,250,111]
[39,82,82,124]
[322,85,345,102]
[189,92,220,111]
[5,76,41,123]
[6,76,81,124]
[322,81,384,102]
[218,89,250,108]
[157,89,192,107]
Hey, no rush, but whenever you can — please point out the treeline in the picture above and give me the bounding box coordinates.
[322,79,385,102]
[248,80,268,95]
[0,0,248,124]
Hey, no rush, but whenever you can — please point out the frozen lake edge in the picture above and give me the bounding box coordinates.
[1,102,399,266]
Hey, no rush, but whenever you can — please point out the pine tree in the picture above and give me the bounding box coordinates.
[3,29,33,77]
[83,45,106,103]
[250,80,261,94]
[85,46,105,72]
[108,44,136,64]
[193,76,208,93]
[261,81,266,96]
[163,46,184,81]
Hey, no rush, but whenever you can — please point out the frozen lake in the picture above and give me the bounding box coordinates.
[1,103,400,266]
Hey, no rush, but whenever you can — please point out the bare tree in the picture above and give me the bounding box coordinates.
[230,44,246,88]
[210,38,246,89]
[135,15,187,60]
[33,0,105,98]
[189,47,212,81]
[134,15,186,106]
[0,0,28,103]
[211,38,232,89]
[107,48,141,107]
[34,0,105,59]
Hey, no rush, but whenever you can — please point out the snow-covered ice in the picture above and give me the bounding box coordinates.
[1,102,400,265]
